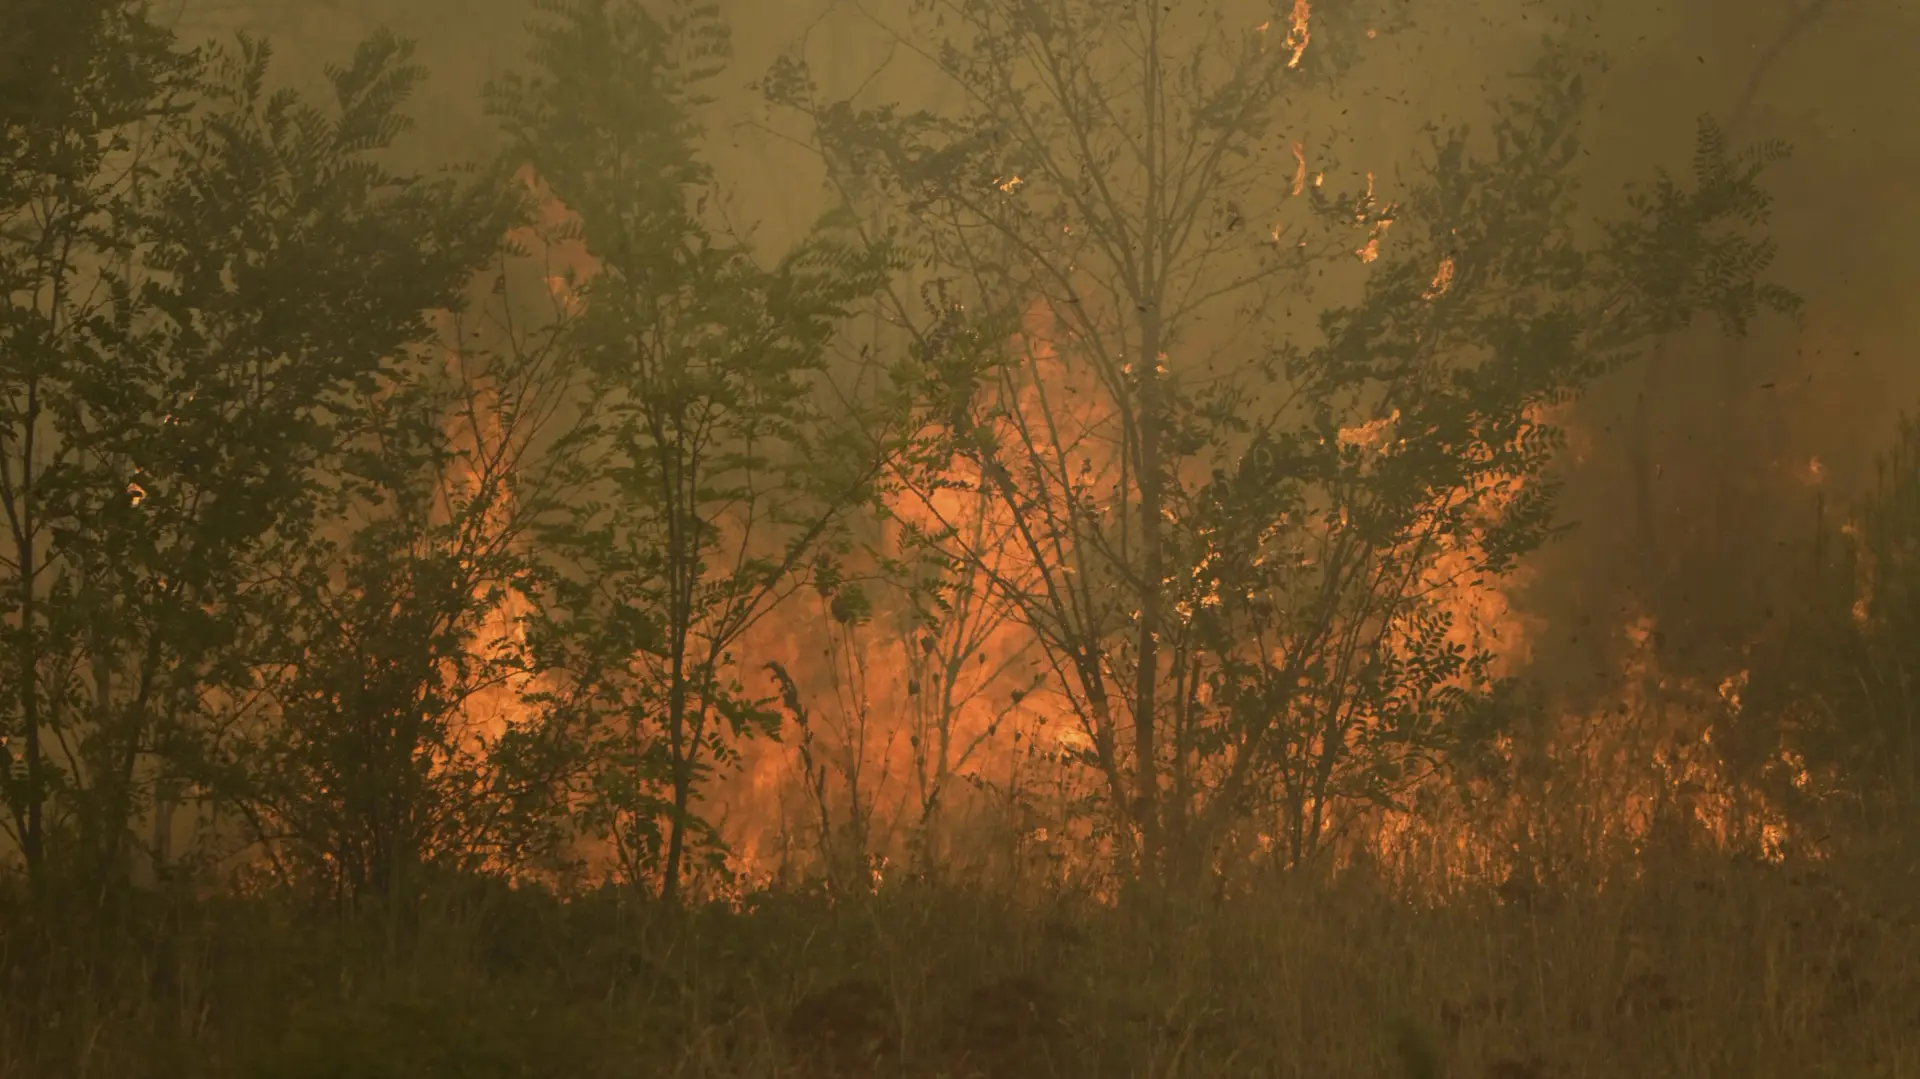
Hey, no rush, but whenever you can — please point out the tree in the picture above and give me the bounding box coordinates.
[1613,0,1821,683]
[769,1,1796,886]
[0,11,521,899]
[197,245,589,906]
[126,31,533,901]
[492,0,896,902]
[0,0,193,889]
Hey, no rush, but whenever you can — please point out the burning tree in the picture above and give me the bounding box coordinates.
[768,0,1796,887]
[491,0,898,902]
[890,485,1047,878]
[199,239,588,907]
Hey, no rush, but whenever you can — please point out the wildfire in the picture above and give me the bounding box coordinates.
[1284,0,1312,69]
[436,168,600,782]
[464,175,1819,900]
[1319,391,1814,890]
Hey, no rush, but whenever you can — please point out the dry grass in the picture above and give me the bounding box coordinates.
[2,839,1916,1079]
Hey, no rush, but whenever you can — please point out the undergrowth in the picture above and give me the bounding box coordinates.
[3,842,1916,1079]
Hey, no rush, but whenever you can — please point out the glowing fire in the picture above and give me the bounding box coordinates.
[463,173,1818,900]
[1285,0,1312,69]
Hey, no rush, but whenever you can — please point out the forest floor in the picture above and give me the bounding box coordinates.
[3,844,1917,1079]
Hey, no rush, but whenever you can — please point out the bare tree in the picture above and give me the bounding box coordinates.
[771,0,1798,888]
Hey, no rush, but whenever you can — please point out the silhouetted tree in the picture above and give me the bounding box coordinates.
[493,0,897,902]
[771,1,1797,885]
[0,0,193,891]
[1,8,514,900]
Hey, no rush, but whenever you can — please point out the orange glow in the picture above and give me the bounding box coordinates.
[1285,0,1312,69]
[707,296,1116,887]
[466,176,1821,900]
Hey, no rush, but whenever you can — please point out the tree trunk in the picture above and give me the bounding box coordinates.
[1132,2,1167,886]
[1134,308,1165,879]
[12,380,44,884]
[661,637,691,905]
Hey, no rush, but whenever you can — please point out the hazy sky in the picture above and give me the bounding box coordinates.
[160,0,1918,407]
[160,0,1920,686]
